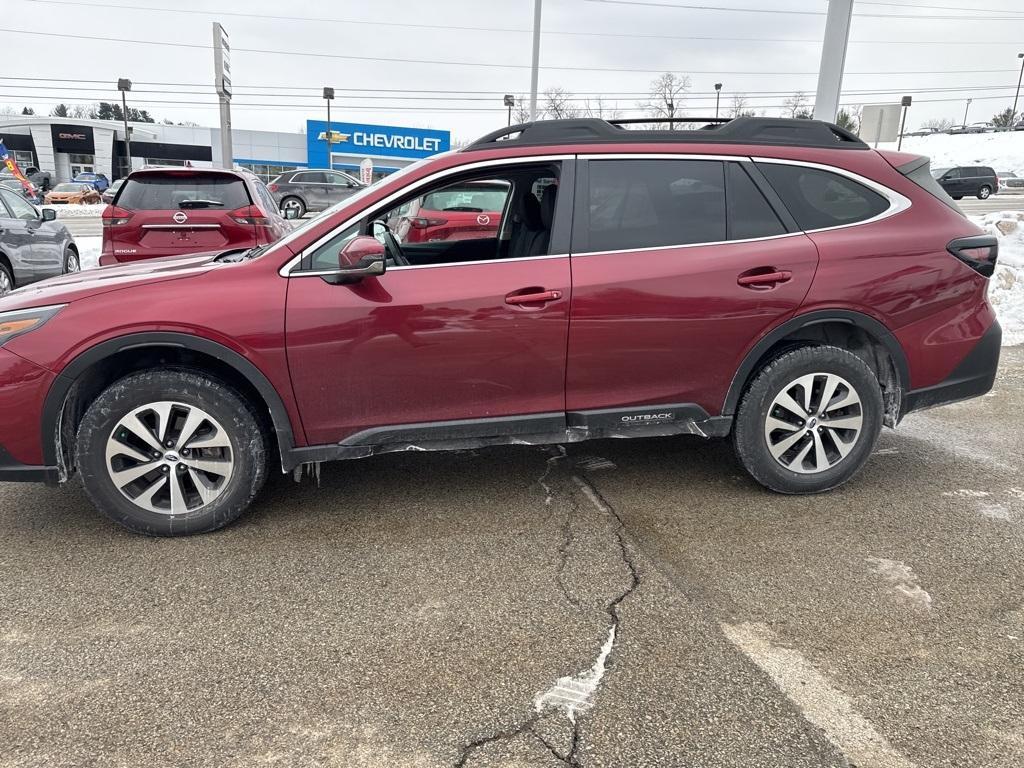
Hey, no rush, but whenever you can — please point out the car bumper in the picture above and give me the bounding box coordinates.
[903,320,1001,416]
[0,445,59,484]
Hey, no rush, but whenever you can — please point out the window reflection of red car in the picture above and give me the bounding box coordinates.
[396,181,508,243]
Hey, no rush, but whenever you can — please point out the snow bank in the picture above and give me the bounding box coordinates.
[43,203,108,218]
[76,236,101,270]
[973,212,1024,346]
[879,132,1024,175]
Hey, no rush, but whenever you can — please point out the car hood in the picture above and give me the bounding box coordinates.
[0,251,220,312]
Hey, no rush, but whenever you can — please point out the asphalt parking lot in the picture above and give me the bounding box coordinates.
[2,346,1022,768]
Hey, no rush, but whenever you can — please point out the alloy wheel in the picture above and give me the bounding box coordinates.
[0,270,11,296]
[66,252,80,273]
[763,372,864,474]
[282,198,304,217]
[105,401,234,515]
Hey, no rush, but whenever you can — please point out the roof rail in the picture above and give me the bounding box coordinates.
[464,116,868,151]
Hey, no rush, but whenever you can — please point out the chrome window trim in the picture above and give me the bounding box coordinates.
[279,154,572,277]
[293,252,568,278]
[572,231,804,258]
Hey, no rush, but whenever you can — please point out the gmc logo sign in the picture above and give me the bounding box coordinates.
[58,132,86,140]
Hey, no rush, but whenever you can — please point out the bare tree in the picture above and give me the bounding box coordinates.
[921,117,954,132]
[728,94,755,118]
[0,105,16,118]
[543,87,580,120]
[512,94,532,124]
[783,92,811,119]
[583,96,622,120]
[68,103,96,119]
[640,73,691,127]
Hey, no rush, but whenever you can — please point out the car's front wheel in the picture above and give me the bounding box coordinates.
[977,185,992,199]
[63,247,80,274]
[76,370,268,536]
[280,196,306,218]
[0,263,12,296]
[733,346,883,494]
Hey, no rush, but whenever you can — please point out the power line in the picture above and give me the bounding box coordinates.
[584,0,1024,19]
[1,27,1019,77]
[857,0,1024,14]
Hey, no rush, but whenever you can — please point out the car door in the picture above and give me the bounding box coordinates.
[324,172,361,207]
[565,157,819,419]
[939,167,962,196]
[284,160,574,447]
[294,170,328,211]
[0,188,61,283]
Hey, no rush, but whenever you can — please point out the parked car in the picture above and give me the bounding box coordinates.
[0,186,79,296]
[931,165,999,199]
[72,172,110,192]
[997,171,1024,191]
[0,116,1002,536]
[44,182,102,205]
[0,179,34,200]
[0,166,51,192]
[268,169,364,218]
[100,167,290,265]
[100,178,124,205]
[901,127,939,138]
[392,180,510,243]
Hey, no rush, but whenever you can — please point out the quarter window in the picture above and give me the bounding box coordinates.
[756,163,890,231]
[726,163,786,240]
[584,159,726,252]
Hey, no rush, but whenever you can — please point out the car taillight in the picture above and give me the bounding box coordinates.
[231,205,270,225]
[948,235,999,278]
[408,217,447,229]
[268,183,279,192]
[102,205,132,226]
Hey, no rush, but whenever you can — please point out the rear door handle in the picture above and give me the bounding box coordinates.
[505,289,562,305]
[737,270,792,288]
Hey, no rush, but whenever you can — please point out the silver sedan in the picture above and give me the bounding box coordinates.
[0,186,79,296]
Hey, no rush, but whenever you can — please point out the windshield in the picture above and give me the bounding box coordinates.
[268,155,440,254]
[931,167,951,179]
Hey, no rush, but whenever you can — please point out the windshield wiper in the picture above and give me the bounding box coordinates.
[179,199,224,209]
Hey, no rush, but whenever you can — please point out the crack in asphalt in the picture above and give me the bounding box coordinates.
[452,453,641,767]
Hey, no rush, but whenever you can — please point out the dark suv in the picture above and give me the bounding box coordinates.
[932,165,998,199]
[269,168,364,218]
[0,117,1001,536]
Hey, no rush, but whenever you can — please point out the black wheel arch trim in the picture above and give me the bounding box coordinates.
[721,309,910,417]
[40,332,297,470]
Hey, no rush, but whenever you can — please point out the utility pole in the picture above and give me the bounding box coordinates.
[117,78,132,176]
[714,83,722,120]
[813,0,853,122]
[213,23,233,169]
[1012,52,1024,126]
[323,87,334,169]
[529,0,542,121]
[963,98,972,127]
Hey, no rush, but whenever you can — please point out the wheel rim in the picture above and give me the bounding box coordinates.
[105,401,234,515]
[282,198,302,216]
[0,270,10,295]
[980,187,991,198]
[763,372,864,475]
[66,252,80,273]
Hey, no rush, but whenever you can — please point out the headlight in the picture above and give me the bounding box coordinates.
[0,304,66,346]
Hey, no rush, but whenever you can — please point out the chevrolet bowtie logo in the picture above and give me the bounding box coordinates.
[317,130,351,144]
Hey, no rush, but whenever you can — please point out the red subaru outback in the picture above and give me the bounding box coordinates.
[0,117,1001,536]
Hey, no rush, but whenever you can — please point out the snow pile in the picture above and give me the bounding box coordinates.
[76,236,102,270]
[879,132,1024,175]
[975,212,1024,346]
[43,203,108,218]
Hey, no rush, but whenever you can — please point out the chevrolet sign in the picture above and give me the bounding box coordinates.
[307,119,450,163]
[317,130,351,144]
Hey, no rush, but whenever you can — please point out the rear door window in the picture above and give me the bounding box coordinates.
[293,171,326,184]
[583,159,726,252]
[756,163,890,231]
[726,163,787,240]
[117,174,250,210]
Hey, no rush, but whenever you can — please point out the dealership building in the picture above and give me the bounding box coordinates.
[0,116,451,184]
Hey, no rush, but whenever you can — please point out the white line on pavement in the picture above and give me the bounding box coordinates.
[721,622,918,768]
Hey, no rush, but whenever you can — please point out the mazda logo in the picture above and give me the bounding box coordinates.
[172,211,188,224]
[476,214,490,226]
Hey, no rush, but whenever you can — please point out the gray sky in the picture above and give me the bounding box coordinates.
[3,0,1024,142]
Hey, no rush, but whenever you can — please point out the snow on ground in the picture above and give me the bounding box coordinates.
[879,132,1024,175]
[43,203,108,218]
[76,236,101,270]
[974,212,1024,346]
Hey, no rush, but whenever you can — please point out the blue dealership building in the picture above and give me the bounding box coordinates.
[0,116,451,185]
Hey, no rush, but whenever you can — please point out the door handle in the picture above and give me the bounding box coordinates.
[737,270,792,288]
[505,289,562,305]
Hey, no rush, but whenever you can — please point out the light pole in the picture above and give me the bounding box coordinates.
[714,83,722,120]
[1011,52,1024,127]
[323,87,334,169]
[963,98,972,128]
[529,0,542,120]
[117,80,132,178]
[897,95,912,151]
[504,94,515,126]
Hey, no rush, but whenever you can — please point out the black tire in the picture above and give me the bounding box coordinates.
[977,185,992,200]
[63,247,80,274]
[952,195,963,200]
[732,346,883,494]
[0,262,12,296]
[280,196,306,218]
[76,370,268,536]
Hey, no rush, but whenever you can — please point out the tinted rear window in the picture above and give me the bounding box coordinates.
[757,163,889,230]
[900,159,963,214]
[117,174,250,210]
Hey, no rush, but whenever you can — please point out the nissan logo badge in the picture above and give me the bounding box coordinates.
[173,211,188,224]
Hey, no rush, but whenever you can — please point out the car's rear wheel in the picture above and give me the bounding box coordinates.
[0,263,12,296]
[977,185,992,199]
[280,196,306,218]
[733,346,883,494]
[76,370,268,536]
[63,248,80,274]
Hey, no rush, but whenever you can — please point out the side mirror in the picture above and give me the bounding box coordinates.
[324,235,386,284]
[41,208,56,222]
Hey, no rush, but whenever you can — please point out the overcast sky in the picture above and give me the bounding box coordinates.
[3,0,1024,141]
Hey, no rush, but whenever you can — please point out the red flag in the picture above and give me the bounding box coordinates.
[0,140,38,198]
